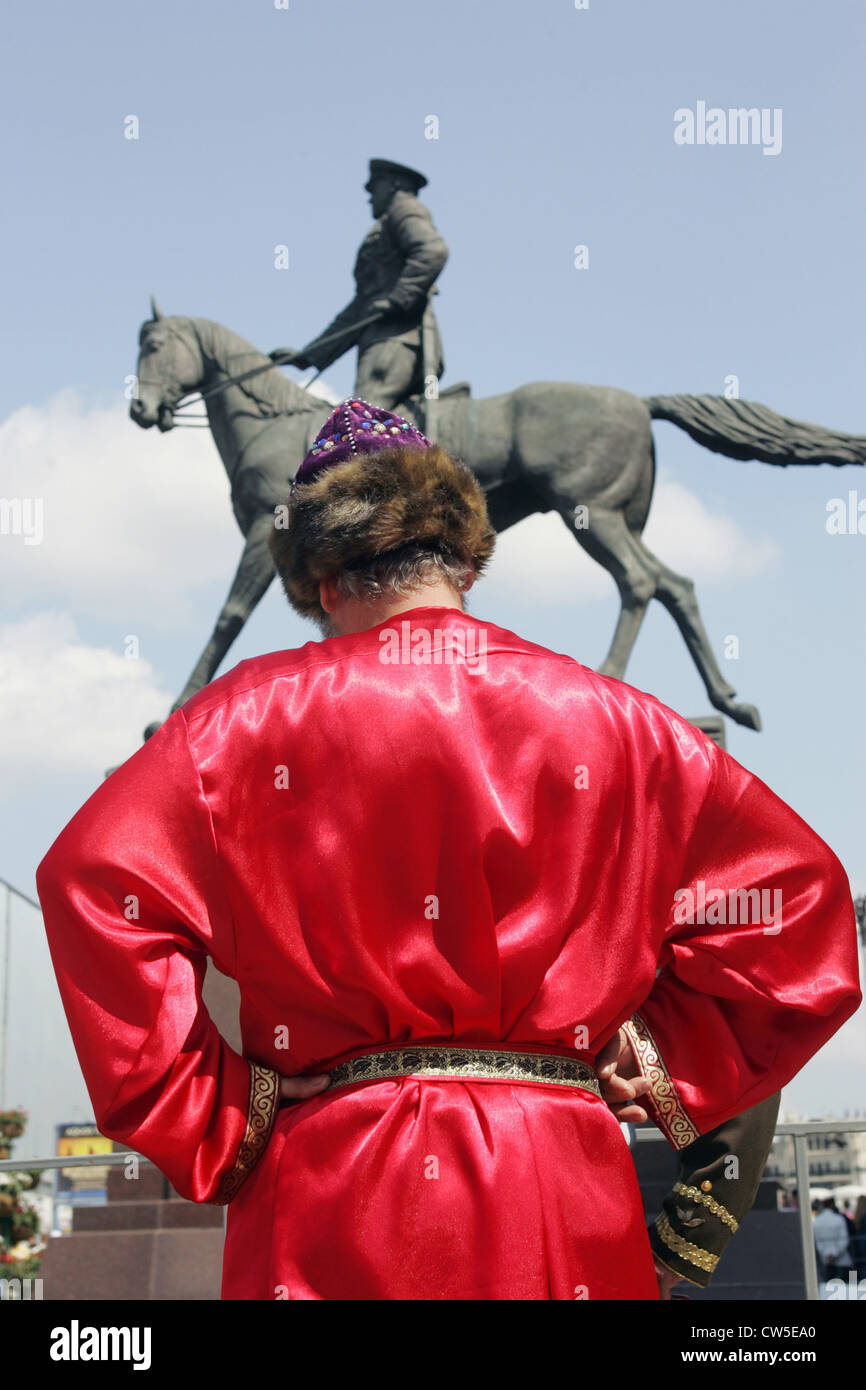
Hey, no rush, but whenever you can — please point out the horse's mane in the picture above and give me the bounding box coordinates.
[183,316,320,417]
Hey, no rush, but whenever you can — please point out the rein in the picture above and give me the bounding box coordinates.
[166,312,384,424]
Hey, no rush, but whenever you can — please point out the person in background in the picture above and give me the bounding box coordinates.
[813,1198,853,1284]
[852,1195,866,1280]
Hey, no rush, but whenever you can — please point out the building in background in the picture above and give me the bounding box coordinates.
[767,1114,866,1208]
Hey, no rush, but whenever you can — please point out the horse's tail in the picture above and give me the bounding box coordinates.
[645,394,866,467]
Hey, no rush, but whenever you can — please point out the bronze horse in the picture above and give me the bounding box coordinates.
[131,299,866,739]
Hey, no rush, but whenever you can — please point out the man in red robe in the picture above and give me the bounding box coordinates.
[36,400,861,1300]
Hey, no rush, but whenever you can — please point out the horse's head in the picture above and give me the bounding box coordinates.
[130,296,206,431]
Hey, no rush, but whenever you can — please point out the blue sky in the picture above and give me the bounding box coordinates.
[1,0,864,1115]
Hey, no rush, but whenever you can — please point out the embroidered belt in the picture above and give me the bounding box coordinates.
[326,1046,601,1096]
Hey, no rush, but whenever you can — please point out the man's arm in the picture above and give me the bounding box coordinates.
[598,705,859,1291]
[618,731,859,1145]
[36,709,281,1204]
[295,297,367,372]
[598,1029,781,1293]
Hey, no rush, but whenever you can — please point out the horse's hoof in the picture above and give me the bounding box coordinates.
[729,703,762,732]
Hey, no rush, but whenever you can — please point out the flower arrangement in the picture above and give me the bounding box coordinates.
[0,1109,28,1141]
[0,1110,43,1283]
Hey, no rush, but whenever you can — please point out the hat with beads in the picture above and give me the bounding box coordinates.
[270,399,496,622]
[292,399,432,488]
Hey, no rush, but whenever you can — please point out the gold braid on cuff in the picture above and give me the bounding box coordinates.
[622,1013,699,1150]
[213,1062,280,1205]
[655,1211,720,1274]
[674,1181,740,1232]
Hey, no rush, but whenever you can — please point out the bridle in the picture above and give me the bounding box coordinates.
[135,321,211,428]
[136,313,384,427]
[135,319,313,429]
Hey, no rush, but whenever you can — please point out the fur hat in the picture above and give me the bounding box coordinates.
[269,441,497,622]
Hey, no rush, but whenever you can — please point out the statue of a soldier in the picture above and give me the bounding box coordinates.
[272,159,448,409]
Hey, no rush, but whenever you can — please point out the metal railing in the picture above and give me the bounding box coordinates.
[4,1119,864,1299]
[0,1152,157,1172]
[0,1150,229,1237]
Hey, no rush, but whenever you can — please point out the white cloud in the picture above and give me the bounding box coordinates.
[644,479,780,580]
[485,511,612,602]
[483,477,779,607]
[0,383,339,629]
[0,611,172,777]
[305,377,342,406]
[0,392,236,627]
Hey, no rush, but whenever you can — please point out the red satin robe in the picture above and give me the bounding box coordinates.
[36,605,860,1300]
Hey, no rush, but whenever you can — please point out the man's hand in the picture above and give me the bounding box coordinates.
[269,347,311,368]
[279,1073,330,1103]
[653,1256,683,1300]
[370,298,393,315]
[596,1027,652,1124]
[597,1032,683,1299]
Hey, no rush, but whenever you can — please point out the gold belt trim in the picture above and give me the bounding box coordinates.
[326,1046,601,1096]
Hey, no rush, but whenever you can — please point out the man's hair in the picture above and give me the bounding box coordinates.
[315,542,473,637]
[335,541,473,604]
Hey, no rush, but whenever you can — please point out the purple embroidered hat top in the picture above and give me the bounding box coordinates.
[292,399,432,488]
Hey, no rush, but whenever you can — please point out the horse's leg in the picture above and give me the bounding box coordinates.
[485,479,539,533]
[559,506,658,678]
[170,511,276,713]
[621,532,762,731]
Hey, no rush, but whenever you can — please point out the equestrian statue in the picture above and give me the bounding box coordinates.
[130,160,866,741]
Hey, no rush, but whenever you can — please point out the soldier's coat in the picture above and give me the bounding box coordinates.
[304,190,448,383]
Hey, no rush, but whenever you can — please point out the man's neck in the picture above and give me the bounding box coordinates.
[331,584,465,636]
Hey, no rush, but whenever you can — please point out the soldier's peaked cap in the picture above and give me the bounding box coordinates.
[365,158,428,192]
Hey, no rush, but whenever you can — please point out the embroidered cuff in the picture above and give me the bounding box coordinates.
[673,1181,739,1232]
[213,1062,280,1205]
[650,1213,717,1287]
[622,1012,699,1151]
